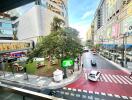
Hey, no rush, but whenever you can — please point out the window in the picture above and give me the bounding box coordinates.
[2,23,12,28]
[0,29,13,34]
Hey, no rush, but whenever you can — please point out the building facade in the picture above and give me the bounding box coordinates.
[12,0,68,44]
[0,13,13,40]
[92,0,132,63]
[86,23,94,47]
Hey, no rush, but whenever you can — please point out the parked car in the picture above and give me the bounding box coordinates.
[88,70,101,81]
[91,59,97,66]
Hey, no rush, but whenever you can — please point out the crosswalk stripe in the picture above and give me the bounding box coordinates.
[124,76,132,83]
[102,74,108,82]
[120,76,132,85]
[112,75,122,84]
[116,75,128,84]
[108,74,117,83]
[104,74,112,82]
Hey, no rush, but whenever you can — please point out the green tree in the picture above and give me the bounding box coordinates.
[27,17,83,68]
[51,17,65,32]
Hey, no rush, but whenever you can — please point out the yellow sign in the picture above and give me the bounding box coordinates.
[127,6,132,15]
[0,42,31,52]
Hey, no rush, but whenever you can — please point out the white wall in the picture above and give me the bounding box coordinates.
[16,5,66,44]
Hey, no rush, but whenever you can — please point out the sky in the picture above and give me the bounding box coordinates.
[16,0,100,41]
[68,0,100,41]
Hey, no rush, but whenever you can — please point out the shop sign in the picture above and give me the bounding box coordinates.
[0,42,30,52]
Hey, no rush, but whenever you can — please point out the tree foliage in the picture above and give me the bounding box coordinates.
[27,17,83,67]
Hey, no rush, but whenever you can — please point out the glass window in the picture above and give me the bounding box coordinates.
[0,29,13,34]
[2,23,12,28]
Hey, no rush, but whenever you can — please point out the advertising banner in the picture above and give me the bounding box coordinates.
[121,16,132,34]
[112,23,120,38]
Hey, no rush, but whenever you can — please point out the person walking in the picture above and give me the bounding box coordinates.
[129,72,132,79]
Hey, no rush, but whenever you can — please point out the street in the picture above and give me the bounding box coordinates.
[53,51,132,100]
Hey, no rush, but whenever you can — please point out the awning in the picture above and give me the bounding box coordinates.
[102,44,117,49]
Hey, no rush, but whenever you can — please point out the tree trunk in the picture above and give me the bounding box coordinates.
[48,55,51,67]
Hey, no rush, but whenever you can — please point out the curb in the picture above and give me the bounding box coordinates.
[47,67,83,89]
[98,54,131,74]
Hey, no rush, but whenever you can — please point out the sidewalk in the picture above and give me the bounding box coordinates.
[0,65,82,90]
[99,54,132,74]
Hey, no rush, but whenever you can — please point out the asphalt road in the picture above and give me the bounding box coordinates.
[82,51,119,70]
[52,51,132,100]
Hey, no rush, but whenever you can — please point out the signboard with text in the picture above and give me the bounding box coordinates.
[61,59,74,68]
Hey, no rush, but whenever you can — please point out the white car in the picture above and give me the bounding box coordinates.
[88,70,101,81]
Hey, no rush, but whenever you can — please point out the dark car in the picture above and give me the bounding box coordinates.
[91,59,97,66]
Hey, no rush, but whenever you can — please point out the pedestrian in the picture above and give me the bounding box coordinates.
[82,64,83,68]
[129,72,132,79]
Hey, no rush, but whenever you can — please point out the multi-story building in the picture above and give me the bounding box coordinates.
[92,0,132,65]
[0,13,13,40]
[12,0,68,44]
[86,23,94,47]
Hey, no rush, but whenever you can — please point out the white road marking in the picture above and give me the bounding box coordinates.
[94,97,100,100]
[95,92,99,95]
[124,76,132,83]
[89,91,93,94]
[114,94,120,98]
[104,74,112,83]
[78,89,81,92]
[122,96,128,99]
[120,76,132,85]
[72,88,76,91]
[76,94,80,97]
[112,75,122,84]
[63,87,67,90]
[82,95,87,98]
[88,95,93,100]
[65,92,69,95]
[116,75,128,84]
[60,91,64,94]
[108,74,117,83]
[102,74,108,82]
[83,90,87,93]
[129,97,132,100]
[70,93,74,96]
[101,92,106,96]
[68,88,72,90]
[107,94,113,97]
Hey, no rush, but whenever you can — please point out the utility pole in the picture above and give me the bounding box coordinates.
[121,36,125,67]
